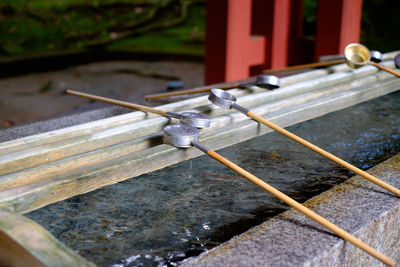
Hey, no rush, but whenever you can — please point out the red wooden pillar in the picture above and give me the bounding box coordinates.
[270,0,291,69]
[251,0,291,74]
[205,0,266,84]
[205,0,292,84]
[314,0,363,59]
[205,0,363,84]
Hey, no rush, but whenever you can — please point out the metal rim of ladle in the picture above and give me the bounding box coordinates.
[166,111,211,128]
[208,88,237,109]
[255,75,280,89]
[370,50,383,63]
[180,112,211,128]
[394,53,400,69]
[163,123,199,148]
[344,43,371,69]
[240,75,280,90]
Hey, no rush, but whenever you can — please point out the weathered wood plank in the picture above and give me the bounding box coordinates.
[0,71,393,191]
[0,61,395,176]
[1,76,398,214]
[0,68,328,155]
[0,50,397,267]
[1,50,397,156]
[0,207,95,266]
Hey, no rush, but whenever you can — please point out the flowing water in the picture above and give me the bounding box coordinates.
[27,91,400,266]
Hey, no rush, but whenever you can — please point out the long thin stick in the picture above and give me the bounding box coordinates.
[144,82,241,100]
[247,111,400,197]
[370,61,400,78]
[66,90,168,116]
[263,59,345,74]
[206,149,395,266]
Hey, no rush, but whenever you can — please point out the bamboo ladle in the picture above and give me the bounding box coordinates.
[263,51,383,74]
[208,88,400,197]
[163,123,395,267]
[66,90,210,128]
[143,75,280,100]
[344,43,400,78]
[263,59,346,74]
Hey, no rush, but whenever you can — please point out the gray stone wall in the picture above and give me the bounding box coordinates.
[182,155,400,266]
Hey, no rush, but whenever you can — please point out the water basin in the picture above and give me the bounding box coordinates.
[27,91,400,266]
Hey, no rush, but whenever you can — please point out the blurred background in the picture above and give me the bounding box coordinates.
[0,0,399,129]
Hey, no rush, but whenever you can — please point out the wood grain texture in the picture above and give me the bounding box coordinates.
[8,49,396,156]
[0,207,95,267]
[1,76,399,214]
[0,67,328,156]
[0,62,394,176]
[0,50,398,267]
[0,72,393,192]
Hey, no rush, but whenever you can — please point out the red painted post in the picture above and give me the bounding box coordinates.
[205,0,363,83]
[205,0,292,84]
[205,0,266,84]
[224,0,265,82]
[270,0,291,69]
[251,0,292,74]
[205,0,228,85]
[314,0,363,59]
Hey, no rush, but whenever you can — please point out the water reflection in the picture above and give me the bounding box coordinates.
[27,91,400,266]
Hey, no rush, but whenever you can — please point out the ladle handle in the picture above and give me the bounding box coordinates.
[206,149,395,267]
[144,83,241,100]
[370,62,400,78]
[66,90,168,117]
[247,111,400,198]
[263,59,345,73]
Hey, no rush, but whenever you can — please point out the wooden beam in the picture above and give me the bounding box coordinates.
[0,66,333,157]
[0,57,397,176]
[0,207,95,267]
[1,70,398,214]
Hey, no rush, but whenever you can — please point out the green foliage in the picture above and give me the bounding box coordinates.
[0,0,205,57]
[302,0,317,37]
[108,5,205,55]
[0,0,397,58]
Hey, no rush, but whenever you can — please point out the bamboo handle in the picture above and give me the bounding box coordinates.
[66,90,168,117]
[263,59,345,74]
[144,83,241,100]
[247,111,400,197]
[207,149,395,266]
[370,62,400,78]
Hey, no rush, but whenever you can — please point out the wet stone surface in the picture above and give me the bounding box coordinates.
[27,91,400,266]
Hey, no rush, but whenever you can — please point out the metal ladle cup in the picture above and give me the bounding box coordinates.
[394,53,400,69]
[370,50,383,63]
[163,123,204,149]
[344,43,400,78]
[208,88,400,197]
[166,111,210,129]
[162,123,395,266]
[239,75,280,89]
[66,90,210,128]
